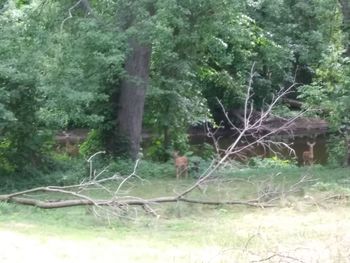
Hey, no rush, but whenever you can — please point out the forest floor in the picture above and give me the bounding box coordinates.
[0,166,350,262]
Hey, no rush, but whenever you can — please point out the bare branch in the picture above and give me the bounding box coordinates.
[60,0,83,32]
[114,159,141,196]
[87,151,106,181]
[252,253,306,263]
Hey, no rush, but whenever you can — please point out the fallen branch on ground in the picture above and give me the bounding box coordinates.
[0,194,279,209]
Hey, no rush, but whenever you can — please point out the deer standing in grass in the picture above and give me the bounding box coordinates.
[173,151,188,179]
[60,131,79,157]
[302,141,316,165]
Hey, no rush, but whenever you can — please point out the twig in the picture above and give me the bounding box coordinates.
[114,159,141,196]
[252,252,306,263]
[60,0,83,32]
[87,151,106,181]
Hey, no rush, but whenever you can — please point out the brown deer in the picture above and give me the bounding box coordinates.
[173,151,189,179]
[302,141,316,165]
[61,131,80,157]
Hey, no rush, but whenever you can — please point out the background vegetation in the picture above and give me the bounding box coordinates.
[1,0,350,178]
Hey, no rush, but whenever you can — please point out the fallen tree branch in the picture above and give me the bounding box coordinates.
[0,194,277,209]
[322,194,350,201]
[179,197,277,207]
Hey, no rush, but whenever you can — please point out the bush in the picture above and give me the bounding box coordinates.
[79,129,104,157]
[326,134,347,167]
[109,158,175,178]
[248,156,297,168]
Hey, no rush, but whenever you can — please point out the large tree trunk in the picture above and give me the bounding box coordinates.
[117,38,152,160]
[339,0,350,55]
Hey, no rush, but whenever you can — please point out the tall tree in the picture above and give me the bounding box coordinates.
[116,1,155,159]
[115,0,244,159]
[339,0,350,55]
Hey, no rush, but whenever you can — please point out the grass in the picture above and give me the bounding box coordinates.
[1,165,350,262]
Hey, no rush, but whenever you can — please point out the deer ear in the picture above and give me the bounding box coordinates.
[307,141,316,146]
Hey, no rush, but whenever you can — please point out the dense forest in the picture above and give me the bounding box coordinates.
[1,0,350,178]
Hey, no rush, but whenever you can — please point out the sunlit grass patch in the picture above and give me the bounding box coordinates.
[1,206,350,262]
[1,166,350,262]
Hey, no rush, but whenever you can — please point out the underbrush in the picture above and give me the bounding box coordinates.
[1,153,348,192]
[1,159,349,215]
[0,154,213,192]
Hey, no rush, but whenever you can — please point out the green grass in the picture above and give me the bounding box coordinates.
[1,165,350,262]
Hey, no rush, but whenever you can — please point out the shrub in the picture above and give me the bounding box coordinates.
[248,156,296,168]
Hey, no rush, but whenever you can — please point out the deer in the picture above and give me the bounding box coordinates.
[57,131,80,157]
[173,151,189,179]
[302,141,316,165]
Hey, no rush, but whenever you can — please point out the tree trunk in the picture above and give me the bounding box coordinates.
[162,125,171,161]
[345,133,350,166]
[117,38,152,160]
[339,0,350,55]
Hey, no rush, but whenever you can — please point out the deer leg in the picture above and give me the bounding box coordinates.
[180,166,184,178]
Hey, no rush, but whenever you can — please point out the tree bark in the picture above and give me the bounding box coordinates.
[117,38,152,159]
[339,0,350,55]
[79,0,93,14]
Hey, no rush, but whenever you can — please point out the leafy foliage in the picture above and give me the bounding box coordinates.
[1,0,350,180]
[248,156,296,168]
[0,2,50,175]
